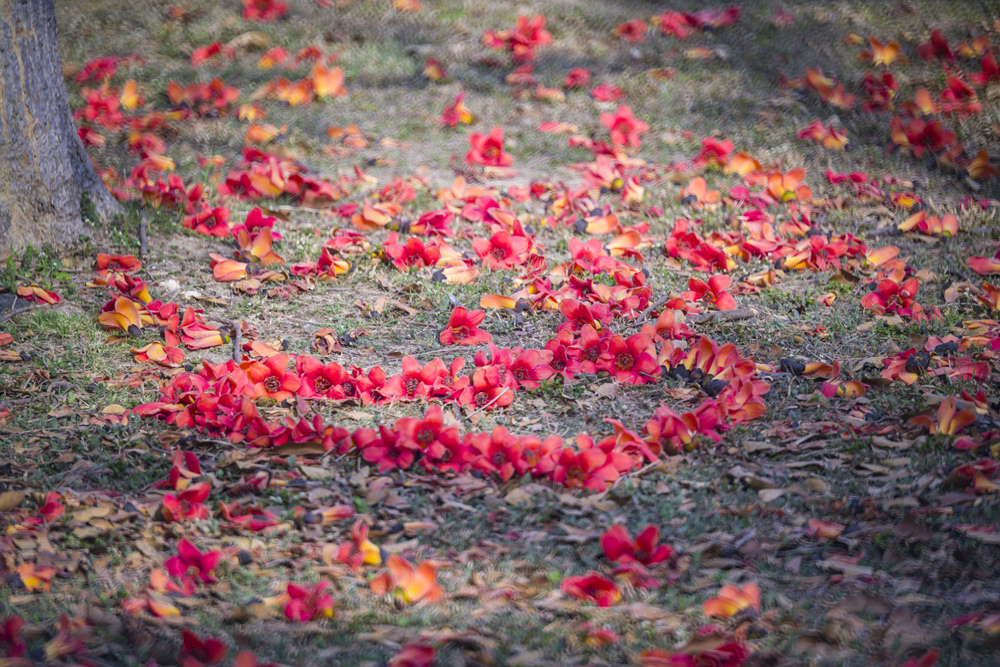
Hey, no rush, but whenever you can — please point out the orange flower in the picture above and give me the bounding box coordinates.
[440,92,473,127]
[807,519,845,539]
[765,169,811,202]
[967,149,998,181]
[245,124,286,144]
[15,285,61,305]
[97,296,143,334]
[210,254,249,282]
[423,57,446,81]
[797,120,848,150]
[898,211,958,237]
[724,151,763,180]
[370,555,443,605]
[119,79,144,109]
[702,582,760,618]
[977,283,999,310]
[859,36,902,66]
[131,342,185,367]
[351,199,401,231]
[17,562,56,592]
[312,63,347,99]
[236,227,284,266]
[679,176,720,208]
[909,397,976,435]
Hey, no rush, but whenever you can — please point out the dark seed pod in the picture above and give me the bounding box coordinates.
[933,341,958,356]
[779,358,806,376]
[703,378,729,397]
[904,352,930,374]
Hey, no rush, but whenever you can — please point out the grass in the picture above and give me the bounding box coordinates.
[2,0,1000,665]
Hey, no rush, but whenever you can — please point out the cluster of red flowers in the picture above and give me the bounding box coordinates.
[91,253,227,352]
[218,147,353,206]
[799,28,1000,180]
[881,333,995,386]
[481,15,552,63]
[133,322,768,490]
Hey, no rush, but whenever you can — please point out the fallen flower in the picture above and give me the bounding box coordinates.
[370,555,444,605]
[439,306,491,346]
[284,581,334,622]
[466,126,513,167]
[702,582,761,618]
[561,571,621,607]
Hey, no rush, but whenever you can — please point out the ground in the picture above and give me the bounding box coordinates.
[1,0,1000,665]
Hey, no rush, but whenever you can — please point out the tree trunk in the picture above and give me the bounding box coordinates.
[0,0,118,251]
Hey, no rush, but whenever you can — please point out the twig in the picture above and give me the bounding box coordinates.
[0,478,44,489]
[225,320,241,363]
[269,205,334,215]
[0,303,43,323]
[640,296,669,321]
[465,388,510,419]
[139,209,148,262]
[866,226,901,238]
[686,308,758,325]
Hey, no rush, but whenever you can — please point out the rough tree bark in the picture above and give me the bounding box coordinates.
[0,0,118,251]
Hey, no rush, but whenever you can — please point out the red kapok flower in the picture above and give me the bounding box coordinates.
[561,572,621,607]
[284,581,334,622]
[370,555,444,605]
[179,630,228,667]
[246,353,301,402]
[161,482,211,522]
[563,67,591,89]
[440,307,491,346]
[600,105,649,150]
[601,524,674,565]
[165,538,221,586]
[466,127,513,167]
[602,333,659,384]
[440,92,473,127]
[389,644,437,667]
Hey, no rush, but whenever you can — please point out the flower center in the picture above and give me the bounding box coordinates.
[492,451,505,466]
[416,428,435,445]
[264,376,281,393]
[313,377,332,394]
[404,377,419,395]
[583,347,600,362]
[565,465,584,482]
[615,353,634,371]
[491,246,507,260]
[474,391,489,406]
[342,381,356,396]
[452,326,469,341]
[512,368,528,381]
